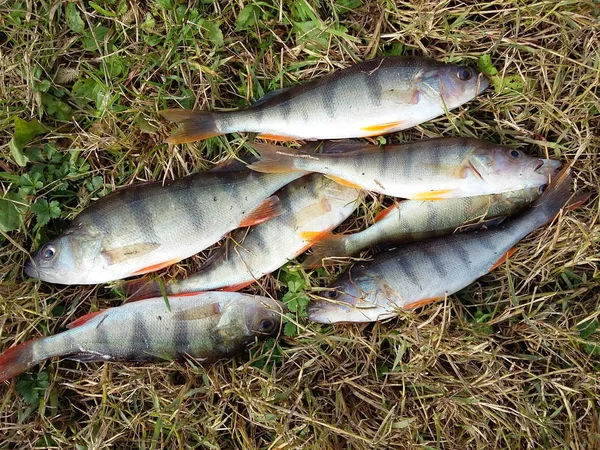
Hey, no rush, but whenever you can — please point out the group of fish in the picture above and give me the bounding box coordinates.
[1,56,580,383]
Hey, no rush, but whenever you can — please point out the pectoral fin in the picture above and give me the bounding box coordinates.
[102,242,160,265]
[173,303,222,321]
[238,195,283,227]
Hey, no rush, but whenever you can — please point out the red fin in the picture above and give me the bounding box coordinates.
[404,296,443,310]
[219,281,254,292]
[361,120,404,136]
[159,109,223,144]
[238,195,283,227]
[566,192,591,211]
[298,230,332,254]
[374,205,397,223]
[132,258,181,276]
[412,189,454,201]
[67,310,105,329]
[489,247,517,272]
[256,133,297,142]
[325,175,363,189]
[0,338,41,383]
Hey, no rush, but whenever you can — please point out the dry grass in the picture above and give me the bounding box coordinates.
[1,0,599,448]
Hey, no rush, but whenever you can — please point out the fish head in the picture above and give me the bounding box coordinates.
[434,64,489,108]
[307,272,387,323]
[25,223,103,284]
[244,296,285,338]
[469,146,562,192]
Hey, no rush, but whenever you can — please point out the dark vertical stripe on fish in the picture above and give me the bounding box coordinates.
[132,313,151,360]
[426,248,448,277]
[174,320,190,359]
[453,242,473,268]
[365,72,383,108]
[130,189,159,243]
[321,86,337,118]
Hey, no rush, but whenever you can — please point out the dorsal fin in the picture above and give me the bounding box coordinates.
[252,86,294,108]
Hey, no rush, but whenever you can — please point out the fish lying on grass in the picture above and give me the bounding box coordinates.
[0,292,284,383]
[160,57,489,143]
[25,169,303,285]
[248,138,562,200]
[120,174,360,300]
[307,166,574,323]
[303,187,542,267]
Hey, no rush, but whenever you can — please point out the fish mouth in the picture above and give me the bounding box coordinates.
[477,74,490,94]
[24,259,39,279]
[306,301,334,324]
[534,159,562,176]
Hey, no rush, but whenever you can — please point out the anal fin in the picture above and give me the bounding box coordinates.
[489,247,517,272]
[404,296,443,310]
[412,189,454,201]
[132,258,182,276]
[256,133,297,142]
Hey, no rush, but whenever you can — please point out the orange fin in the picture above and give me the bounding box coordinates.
[0,338,42,383]
[132,258,182,276]
[119,277,162,302]
[325,175,363,189]
[412,189,454,201]
[489,247,517,272]
[361,120,404,136]
[374,205,398,223]
[239,195,283,227]
[159,109,224,144]
[219,281,255,292]
[298,230,333,254]
[302,234,346,268]
[404,296,443,310]
[256,133,297,142]
[67,310,106,329]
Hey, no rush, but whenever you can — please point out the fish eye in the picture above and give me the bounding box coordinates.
[538,184,548,194]
[509,150,522,160]
[259,318,276,333]
[324,290,339,299]
[40,244,56,260]
[456,66,473,81]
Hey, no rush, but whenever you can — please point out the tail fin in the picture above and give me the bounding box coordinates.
[160,109,224,144]
[303,234,350,268]
[0,338,41,383]
[525,165,573,227]
[119,277,164,302]
[247,143,308,174]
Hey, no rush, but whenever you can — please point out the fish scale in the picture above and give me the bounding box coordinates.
[307,167,573,323]
[26,170,303,284]
[119,174,360,300]
[160,57,489,142]
[249,138,562,199]
[0,293,284,382]
[304,187,541,267]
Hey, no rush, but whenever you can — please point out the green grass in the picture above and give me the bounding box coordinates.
[1,0,599,448]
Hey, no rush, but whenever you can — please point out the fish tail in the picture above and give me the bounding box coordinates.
[160,109,225,143]
[118,277,163,302]
[524,165,573,228]
[0,338,42,382]
[303,234,349,267]
[247,143,306,174]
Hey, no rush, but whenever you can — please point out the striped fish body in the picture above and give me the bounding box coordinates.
[304,187,541,267]
[249,138,562,199]
[162,57,489,143]
[0,292,283,382]
[121,175,360,299]
[307,168,572,323]
[26,170,302,284]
